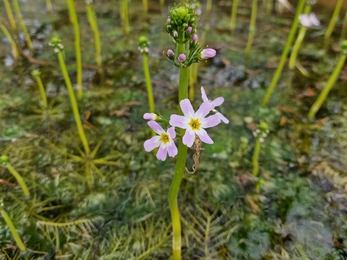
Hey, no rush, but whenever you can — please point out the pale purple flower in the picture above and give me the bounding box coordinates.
[201,87,229,124]
[143,113,159,121]
[167,49,174,56]
[173,30,178,37]
[144,121,178,161]
[200,48,216,59]
[191,34,198,42]
[186,26,192,33]
[178,54,186,62]
[299,13,320,27]
[169,99,221,147]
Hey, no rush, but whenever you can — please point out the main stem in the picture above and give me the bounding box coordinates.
[245,0,257,56]
[262,0,305,106]
[143,54,155,113]
[169,37,188,260]
[324,0,344,48]
[252,139,261,176]
[57,51,91,155]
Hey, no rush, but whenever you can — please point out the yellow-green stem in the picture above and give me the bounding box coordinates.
[0,209,26,252]
[340,10,347,42]
[245,0,257,55]
[143,54,155,113]
[262,0,305,106]
[143,0,148,14]
[3,0,17,31]
[6,162,30,197]
[122,0,130,35]
[13,0,33,50]
[67,0,83,99]
[0,23,19,60]
[46,0,53,12]
[206,0,212,13]
[86,3,102,67]
[33,74,48,108]
[308,54,346,120]
[189,65,195,101]
[324,0,344,48]
[252,139,261,176]
[230,0,239,32]
[57,51,91,155]
[266,0,272,15]
[288,5,312,70]
[169,34,188,260]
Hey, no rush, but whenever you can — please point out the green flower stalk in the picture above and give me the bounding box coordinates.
[308,41,347,120]
[288,5,318,70]
[31,70,48,108]
[143,0,148,15]
[0,155,30,197]
[206,0,212,13]
[121,0,130,35]
[139,36,155,113]
[3,0,17,31]
[0,207,26,252]
[251,123,269,177]
[86,0,102,67]
[324,0,344,49]
[13,0,33,50]
[49,37,91,155]
[262,0,305,106]
[245,0,258,56]
[46,0,53,12]
[340,10,347,42]
[67,0,83,99]
[0,23,19,61]
[230,0,239,33]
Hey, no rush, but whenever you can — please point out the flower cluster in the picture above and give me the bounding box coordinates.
[252,122,270,143]
[138,36,149,54]
[143,87,228,160]
[164,4,217,68]
[299,13,320,28]
[49,36,64,53]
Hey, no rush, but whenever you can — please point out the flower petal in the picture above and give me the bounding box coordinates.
[202,114,221,128]
[148,121,164,134]
[143,113,157,120]
[217,112,229,124]
[167,126,176,139]
[212,97,224,107]
[156,145,168,161]
[183,129,195,147]
[144,136,161,152]
[170,114,188,128]
[167,141,178,157]
[201,86,208,102]
[180,99,194,117]
[196,129,213,144]
[195,101,213,119]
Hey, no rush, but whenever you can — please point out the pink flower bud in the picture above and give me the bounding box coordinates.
[167,49,174,56]
[173,30,178,37]
[200,48,216,59]
[178,54,186,62]
[191,34,198,42]
[143,113,158,120]
[186,26,192,33]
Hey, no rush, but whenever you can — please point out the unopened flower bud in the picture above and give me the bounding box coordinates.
[143,113,159,121]
[173,30,178,37]
[178,54,186,62]
[186,26,192,33]
[167,49,174,56]
[191,34,198,42]
[200,48,216,59]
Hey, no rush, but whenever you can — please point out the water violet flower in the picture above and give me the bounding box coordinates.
[201,87,229,124]
[144,121,178,161]
[200,48,216,59]
[299,13,320,28]
[169,99,221,147]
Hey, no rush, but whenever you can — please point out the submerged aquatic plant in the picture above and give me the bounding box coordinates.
[139,36,154,113]
[67,0,83,99]
[142,5,223,258]
[289,6,319,70]
[308,41,347,120]
[262,0,306,106]
[86,0,102,67]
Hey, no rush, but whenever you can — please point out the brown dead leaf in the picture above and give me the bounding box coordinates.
[221,58,231,67]
[124,101,141,106]
[0,179,16,187]
[249,199,259,212]
[246,123,258,131]
[279,116,287,126]
[302,88,316,97]
[315,117,329,124]
[110,107,130,117]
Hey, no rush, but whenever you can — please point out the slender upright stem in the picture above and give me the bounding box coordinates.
[67,0,83,99]
[0,209,26,252]
[5,162,30,197]
[252,139,261,176]
[169,33,188,260]
[262,0,305,106]
[13,0,33,50]
[245,0,257,55]
[324,0,344,48]
[32,72,48,108]
[206,0,212,13]
[57,51,91,155]
[289,27,307,70]
[46,0,53,12]
[3,0,17,31]
[86,3,102,67]
[0,23,19,60]
[308,54,346,120]
[143,54,155,113]
[122,0,130,35]
[340,10,347,42]
[230,0,239,32]
[143,0,148,14]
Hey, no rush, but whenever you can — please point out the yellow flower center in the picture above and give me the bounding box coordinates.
[188,118,201,130]
[160,133,170,144]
